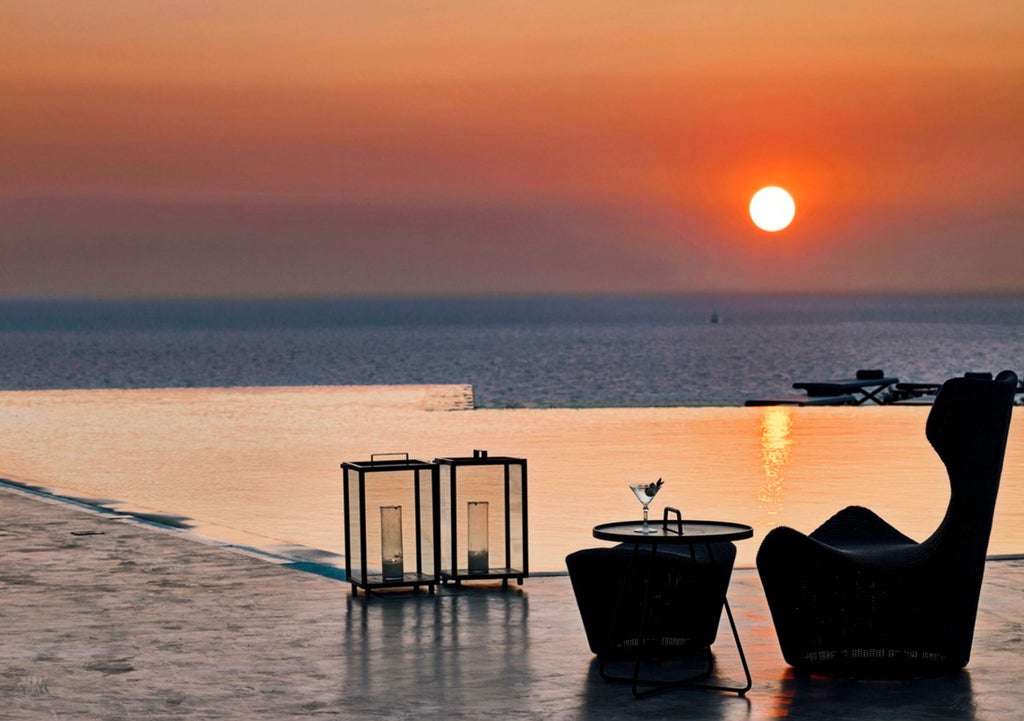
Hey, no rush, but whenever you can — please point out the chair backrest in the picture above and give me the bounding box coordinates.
[924,370,1017,564]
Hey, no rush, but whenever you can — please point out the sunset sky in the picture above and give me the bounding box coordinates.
[3,1,1022,298]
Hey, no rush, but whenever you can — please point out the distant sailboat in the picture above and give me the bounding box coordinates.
[710,311,719,324]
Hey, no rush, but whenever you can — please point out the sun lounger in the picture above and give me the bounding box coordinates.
[744,394,858,407]
[886,382,942,405]
[745,369,894,407]
[791,369,898,405]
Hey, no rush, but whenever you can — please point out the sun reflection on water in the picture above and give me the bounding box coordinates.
[757,407,794,516]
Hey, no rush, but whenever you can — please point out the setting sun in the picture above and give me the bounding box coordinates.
[750,187,796,232]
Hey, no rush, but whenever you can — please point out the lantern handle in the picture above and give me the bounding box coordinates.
[370,452,410,464]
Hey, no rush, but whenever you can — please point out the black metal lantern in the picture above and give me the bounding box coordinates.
[434,450,528,587]
[341,453,439,595]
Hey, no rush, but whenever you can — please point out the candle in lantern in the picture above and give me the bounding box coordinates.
[467,501,489,574]
[380,505,404,580]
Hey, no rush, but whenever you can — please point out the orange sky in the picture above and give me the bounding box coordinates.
[2,1,1022,298]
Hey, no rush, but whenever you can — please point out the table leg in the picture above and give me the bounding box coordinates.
[630,542,660,696]
[599,542,750,699]
[655,596,751,696]
[633,542,751,698]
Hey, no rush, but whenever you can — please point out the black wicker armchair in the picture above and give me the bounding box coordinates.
[756,370,1018,677]
[566,541,736,661]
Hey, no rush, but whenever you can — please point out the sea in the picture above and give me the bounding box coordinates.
[1,294,1022,572]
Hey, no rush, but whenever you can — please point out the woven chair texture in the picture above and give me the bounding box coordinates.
[566,541,736,662]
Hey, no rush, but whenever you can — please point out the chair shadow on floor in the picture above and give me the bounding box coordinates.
[770,668,978,720]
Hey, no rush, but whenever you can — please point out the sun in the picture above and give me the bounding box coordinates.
[749,186,796,232]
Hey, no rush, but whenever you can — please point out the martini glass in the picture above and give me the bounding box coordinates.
[629,478,663,534]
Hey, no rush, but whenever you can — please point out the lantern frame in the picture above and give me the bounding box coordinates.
[434,450,529,587]
[341,453,439,595]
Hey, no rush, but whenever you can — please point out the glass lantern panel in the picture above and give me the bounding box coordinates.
[452,465,508,571]
[344,468,364,584]
[507,462,525,570]
[416,470,436,576]
[362,468,420,578]
[438,466,454,573]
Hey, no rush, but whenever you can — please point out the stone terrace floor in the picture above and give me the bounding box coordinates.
[0,485,1020,720]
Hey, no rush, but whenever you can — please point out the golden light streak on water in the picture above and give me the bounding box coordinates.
[757,406,794,517]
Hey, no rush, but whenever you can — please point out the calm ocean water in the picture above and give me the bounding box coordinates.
[1,295,1022,572]
[2,294,1023,406]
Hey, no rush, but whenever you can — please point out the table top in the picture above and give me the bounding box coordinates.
[593,520,753,544]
